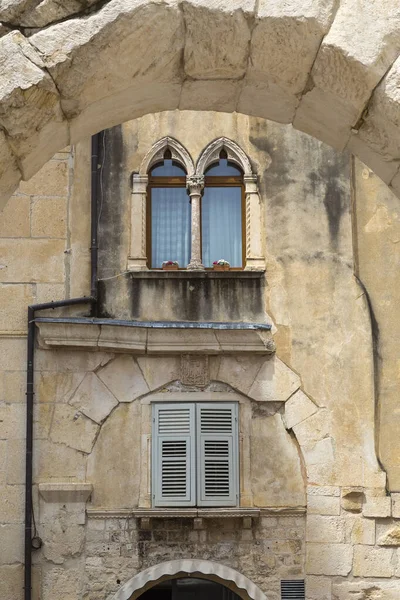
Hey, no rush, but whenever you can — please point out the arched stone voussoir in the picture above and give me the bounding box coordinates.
[294,0,400,152]
[29,0,186,121]
[238,0,338,125]
[0,0,99,28]
[0,131,21,210]
[348,55,400,186]
[0,31,69,182]
[110,559,268,600]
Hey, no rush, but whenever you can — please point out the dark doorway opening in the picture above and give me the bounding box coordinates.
[139,577,241,600]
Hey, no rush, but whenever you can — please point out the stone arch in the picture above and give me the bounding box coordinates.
[139,136,195,176]
[195,137,255,177]
[107,559,268,600]
[1,1,400,207]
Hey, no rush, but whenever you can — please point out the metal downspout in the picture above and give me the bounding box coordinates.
[24,134,101,600]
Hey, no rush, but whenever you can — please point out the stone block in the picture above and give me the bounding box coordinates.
[306,543,353,576]
[0,523,24,564]
[332,581,400,600]
[183,0,252,80]
[31,196,67,238]
[50,403,99,453]
[180,80,240,113]
[34,283,66,304]
[305,575,332,600]
[0,339,26,371]
[248,357,300,402]
[0,239,65,283]
[392,493,400,519]
[147,328,219,354]
[0,564,23,600]
[3,371,26,403]
[98,325,147,353]
[97,356,149,403]
[0,485,24,524]
[363,495,391,518]
[136,356,180,391]
[217,355,266,395]
[0,133,21,211]
[37,371,86,407]
[33,439,86,481]
[353,545,394,577]
[33,403,54,439]
[69,372,118,423]
[307,486,340,497]
[306,515,345,544]
[341,487,364,512]
[41,519,85,564]
[0,195,30,237]
[301,438,335,486]
[293,408,331,447]
[0,403,25,440]
[377,521,400,546]
[348,516,375,545]
[0,284,34,333]
[19,159,68,198]
[42,566,82,600]
[87,403,141,508]
[307,495,340,516]
[6,439,25,484]
[283,389,318,429]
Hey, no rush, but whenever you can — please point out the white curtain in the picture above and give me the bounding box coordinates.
[151,187,191,268]
[201,187,242,267]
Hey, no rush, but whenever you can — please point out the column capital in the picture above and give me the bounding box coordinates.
[186,175,205,194]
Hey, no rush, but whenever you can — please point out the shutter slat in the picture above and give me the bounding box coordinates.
[153,403,195,507]
[197,403,238,507]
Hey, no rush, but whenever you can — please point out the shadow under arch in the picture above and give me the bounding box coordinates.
[108,560,268,600]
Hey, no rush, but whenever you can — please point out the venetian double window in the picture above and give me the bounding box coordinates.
[128,137,265,272]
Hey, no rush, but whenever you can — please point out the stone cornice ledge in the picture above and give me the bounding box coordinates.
[39,483,93,503]
[35,318,275,355]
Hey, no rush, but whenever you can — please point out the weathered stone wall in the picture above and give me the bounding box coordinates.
[0,0,400,205]
[1,110,400,600]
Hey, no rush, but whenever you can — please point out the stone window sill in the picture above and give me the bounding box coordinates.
[129,270,265,280]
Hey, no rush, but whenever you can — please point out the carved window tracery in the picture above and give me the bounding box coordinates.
[128,136,266,271]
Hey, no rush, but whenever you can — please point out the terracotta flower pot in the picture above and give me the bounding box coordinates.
[213,265,230,271]
[162,265,179,270]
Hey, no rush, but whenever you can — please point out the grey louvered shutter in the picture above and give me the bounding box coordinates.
[152,403,196,507]
[196,402,238,507]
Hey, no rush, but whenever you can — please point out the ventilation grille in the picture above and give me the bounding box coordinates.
[200,408,233,433]
[204,439,230,497]
[161,440,187,497]
[158,408,191,434]
[281,580,305,600]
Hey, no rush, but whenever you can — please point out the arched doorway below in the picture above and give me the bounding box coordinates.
[139,577,240,600]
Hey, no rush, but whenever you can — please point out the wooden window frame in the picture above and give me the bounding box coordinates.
[146,170,188,270]
[202,174,246,270]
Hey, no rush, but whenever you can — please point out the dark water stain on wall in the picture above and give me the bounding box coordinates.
[98,125,126,279]
[315,150,350,251]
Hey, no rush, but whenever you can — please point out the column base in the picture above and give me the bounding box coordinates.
[187,260,205,271]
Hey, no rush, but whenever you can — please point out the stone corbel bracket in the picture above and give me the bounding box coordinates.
[39,483,93,503]
[35,319,276,355]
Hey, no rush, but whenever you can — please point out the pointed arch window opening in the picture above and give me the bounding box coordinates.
[201,151,245,269]
[148,150,191,269]
[128,138,266,272]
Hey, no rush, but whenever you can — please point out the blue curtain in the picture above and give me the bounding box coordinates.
[151,187,191,268]
[201,187,242,267]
